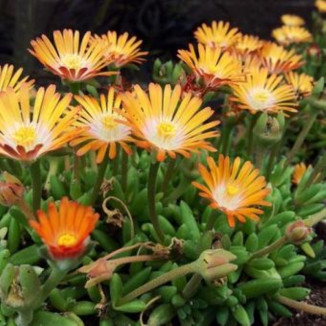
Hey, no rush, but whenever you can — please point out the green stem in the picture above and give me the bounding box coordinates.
[44,157,60,192]
[148,162,164,243]
[163,176,188,205]
[121,150,128,193]
[205,211,217,231]
[305,207,326,227]
[90,154,109,205]
[119,261,198,304]
[182,274,202,299]
[255,148,265,170]
[250,236,288,260]
[161,159,176,194]
[266,142,280,182]
[30,160,42,213]
[277,294,326,315]
[247,115,257,157]
[284,111,318,169]
[220,124,234,155]
[306,152,326,187]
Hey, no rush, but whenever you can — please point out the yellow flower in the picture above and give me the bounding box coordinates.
[29,29,117,82]
[71,87,134,163]
[121,83,219,161]
[0,85,80,161]
[30,197,99,259]
[285,72,314,99]
[194,21,241,49]
[281,14,305,27]
[178,43,244,89]
[193,155,271,227]
[258,42,304,74]
[292,163,310,185]
[91,31,148,67]
[229,67,297,114]
[0,64,34,93]
[316,0,326,13]
[233,34,264,57]
[272,26,312,46]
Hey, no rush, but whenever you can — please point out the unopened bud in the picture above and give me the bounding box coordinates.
[0,172,24,206]
[196,249,237,282]
[286,220,312,244]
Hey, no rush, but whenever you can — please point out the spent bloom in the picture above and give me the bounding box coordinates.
[121,83,219,161]
[194,21,241,49]
[193,155,271,227]
[29,29,117,82]
[91,31,148,67]
[272,26,312,46]
[281,14,305,27]
[29,197,99,259]
[71,87,133,163]
[0,85,79,161]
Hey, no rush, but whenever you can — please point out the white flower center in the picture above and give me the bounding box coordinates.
[60,54,87,70]
[213,182,243,211]
[246,88,275,111]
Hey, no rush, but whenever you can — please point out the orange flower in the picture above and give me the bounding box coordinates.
[272,26,312,46]
[281,14,305,27]
[0,64,34,93]
[292,163,310,185]
[194,21,241,49]
[30,197,99,259]
[71,87,134,163]
[91,31,148,67]
[285,72,314,99]
[29,29,117,82]
[258,42,304,74]
[233,34,264,57]
[193,155,271,227]
[121,83,219,161]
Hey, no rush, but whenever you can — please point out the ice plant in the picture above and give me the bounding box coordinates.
[121,83,219,161]
[316,0,326,13]
[91,31,148,67]
[194,21,241,49]
[29,29,117,82]
[258,42,304,74]
[71,87,133,163]
[281,14,305,27]
[272,26,312,46]
[292,162,310,185]
[29,197,99,259]
[0,64,34,93]
[193,155,271,227]
[178,43,244,89]
[285,71,314,99]
[0,85,79,161]
[229,67,297,114]
[232,34,264,57]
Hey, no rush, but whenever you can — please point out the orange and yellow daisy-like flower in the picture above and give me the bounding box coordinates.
[71,88,133,163]
[0,85,79,161]
[281,14,305,27]
[0,64,34,93]
[292,163,310,185]
[316,0,326,13]
[121,83,219,161]
[91,31,148,67]
[29,29,117,82]
[229,67,297,114]
[272,26,312,46]
[258,42,304,74]
[194,21,241,49]
[284,72,314,99]
[29,197,99,259]
[233,34,264,57]
[178,44,244,89]
[193,155,271,227]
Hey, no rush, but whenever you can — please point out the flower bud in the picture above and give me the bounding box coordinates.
[0,172,24,206]
[285,220,312,244]
[307,43,321,59]
[195,249,237,282]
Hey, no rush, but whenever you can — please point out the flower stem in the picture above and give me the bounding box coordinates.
[220,124,234,155]
[119,261,198,304]
[266,142,280,182]
[30,160,42,213]
[284,111,318,169]
[305,207,326,227]
[250,236,288,260]
[161,159,176,195]
[121,150,128,193]
[148,162,164,243]
[44,157,60,192]
[90,153,109,205]
[306,152,326,187]
[277,294,326,315]
[247,115,257,157]
[182,274,202,299]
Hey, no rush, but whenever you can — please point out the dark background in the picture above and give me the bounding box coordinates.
[0,0,315,82]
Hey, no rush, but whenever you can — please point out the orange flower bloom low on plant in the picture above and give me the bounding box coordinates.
[194,21,241,49]
[178,44,244,89]
[121,83,219,161]
[29,29,117,82]
[0,85,79,161]
[285,71,314,99]
[229,67,297,114]
[193,155,271,227]
[91,31,148,67]
[281,14,305,27]
[292,163,310,185]
[272,26,312,46]
[258,42,304,74]
[29,197,99,259]
[0,64,34,93]
[71,87,134,163]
